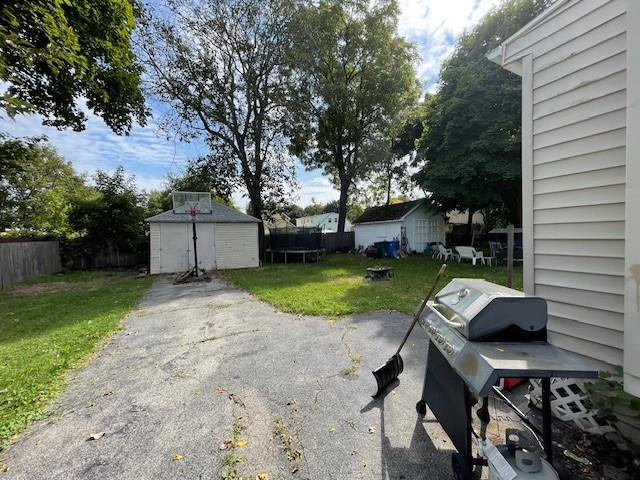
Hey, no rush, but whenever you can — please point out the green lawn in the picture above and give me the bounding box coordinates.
[0,271,152,450]
[223,254,523,317]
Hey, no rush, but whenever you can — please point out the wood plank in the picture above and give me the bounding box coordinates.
[534,72,625,119]
[546,299,624,331]
[533,109,626,150]
[533,32,626,88]
[533,184,625,209]
[548,315,623,346]
[504,0,620,61]
[533,12,626,72]
[535,284,623,313]
[535,268,624,295]
[534,52,626,104]
[533,165,626,194]
[547,331,622,365]
[534,128,626,165]
[533,90,627,135]
[534,239,624,258]
[534,204,625,224]
[534,221,624,240]
[533,146,625,179]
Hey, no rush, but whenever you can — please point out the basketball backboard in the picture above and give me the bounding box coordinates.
[172,191,212,214]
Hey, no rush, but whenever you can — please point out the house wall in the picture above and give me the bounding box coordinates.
[404,209,446,253]
[214,223,259,269]
[501,0,631,379]
[354,221,402,249]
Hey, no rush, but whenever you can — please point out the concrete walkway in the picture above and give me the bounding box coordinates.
[2,275,455,479]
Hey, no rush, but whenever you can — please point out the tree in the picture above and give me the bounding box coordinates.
[303,200,324,216]
[414,0,550,227]
[0,0,147,133]
[68,167,145,252]
[0,137,90,234]
[291,0,419,232]
[282,203,304,220]
[138,0,297,240]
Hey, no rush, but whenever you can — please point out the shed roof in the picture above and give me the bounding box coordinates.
[354,199,431,224]
[146,203,260,224]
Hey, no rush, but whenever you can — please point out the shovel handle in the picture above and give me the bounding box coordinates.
[395,263,447,356]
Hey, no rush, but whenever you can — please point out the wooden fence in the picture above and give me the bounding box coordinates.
[67,246,144,270]
[321,232,354,253]
[0,240,62,288]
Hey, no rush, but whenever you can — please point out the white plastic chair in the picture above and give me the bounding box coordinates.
[455,246,485,266]
[435,244,456,261]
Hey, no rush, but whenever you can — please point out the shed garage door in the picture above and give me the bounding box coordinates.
[215,223,259,269]
[153,222,216,274]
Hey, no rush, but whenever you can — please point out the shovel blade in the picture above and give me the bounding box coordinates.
[372,354,404,397]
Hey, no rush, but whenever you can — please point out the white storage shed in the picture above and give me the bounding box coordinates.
[353,199,446,253]
[489,0,640,394]
[146,203,261,274]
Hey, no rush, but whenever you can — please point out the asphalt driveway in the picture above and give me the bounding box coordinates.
[2,275,455,479]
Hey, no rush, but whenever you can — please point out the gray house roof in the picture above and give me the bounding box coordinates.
[146,203,261,224]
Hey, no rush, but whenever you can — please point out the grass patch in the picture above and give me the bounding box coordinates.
[223,254,523,316]
[0,271,152,450]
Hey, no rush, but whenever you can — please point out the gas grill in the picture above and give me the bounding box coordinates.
[415,279,598,479]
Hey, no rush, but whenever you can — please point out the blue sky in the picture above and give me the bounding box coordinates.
[1,0,499,211]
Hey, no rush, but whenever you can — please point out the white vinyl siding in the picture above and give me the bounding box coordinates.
[503,0,629,376]
[214,223,259,269]
[150,222,161,274]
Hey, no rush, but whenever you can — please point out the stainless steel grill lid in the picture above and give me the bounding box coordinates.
[431,279,547,341]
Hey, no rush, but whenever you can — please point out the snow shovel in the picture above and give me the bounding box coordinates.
[372,263,447,397]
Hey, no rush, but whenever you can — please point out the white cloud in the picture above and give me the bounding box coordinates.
[397,0,501,90]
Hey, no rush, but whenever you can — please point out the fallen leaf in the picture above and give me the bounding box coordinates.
[255,474,269,480]
[0,463,7,472]
[219,440,233,450]
[368,426,376,434]
[103,390,113,396]
[86,432,105,441]
[563,449,592,466]
[173,454,184,461]
[328,427,336,433]
[235,440,248,447]
[361,461,368,468]
[351,450,359,456]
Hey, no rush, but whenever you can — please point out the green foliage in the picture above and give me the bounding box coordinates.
[0,0,147,133]
[68,167,146,253]
[0,271,152,449]
[291,0,419,231]
[585,366,640,421]
[415,0,550,224]
[224,255,522,317]
[0,137,91,235]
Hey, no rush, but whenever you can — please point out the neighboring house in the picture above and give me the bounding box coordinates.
[490,0,640,395]
[295,212,350,232]
[353,199,446,253]
[146,203,261,273]
[447,209,485,226]
[264,213,296,232]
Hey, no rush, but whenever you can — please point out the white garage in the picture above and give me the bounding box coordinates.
[146,203,261,274]
[353,199,446,253]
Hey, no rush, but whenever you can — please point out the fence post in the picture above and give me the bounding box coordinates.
[507,224,514,288]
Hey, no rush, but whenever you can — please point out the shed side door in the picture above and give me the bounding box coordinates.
[214,223,259,269]
[160,223,190,274]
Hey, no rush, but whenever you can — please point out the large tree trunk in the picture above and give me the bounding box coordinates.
[246,187,265,260]
[337,176,350,233]
[467,209,475,244]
